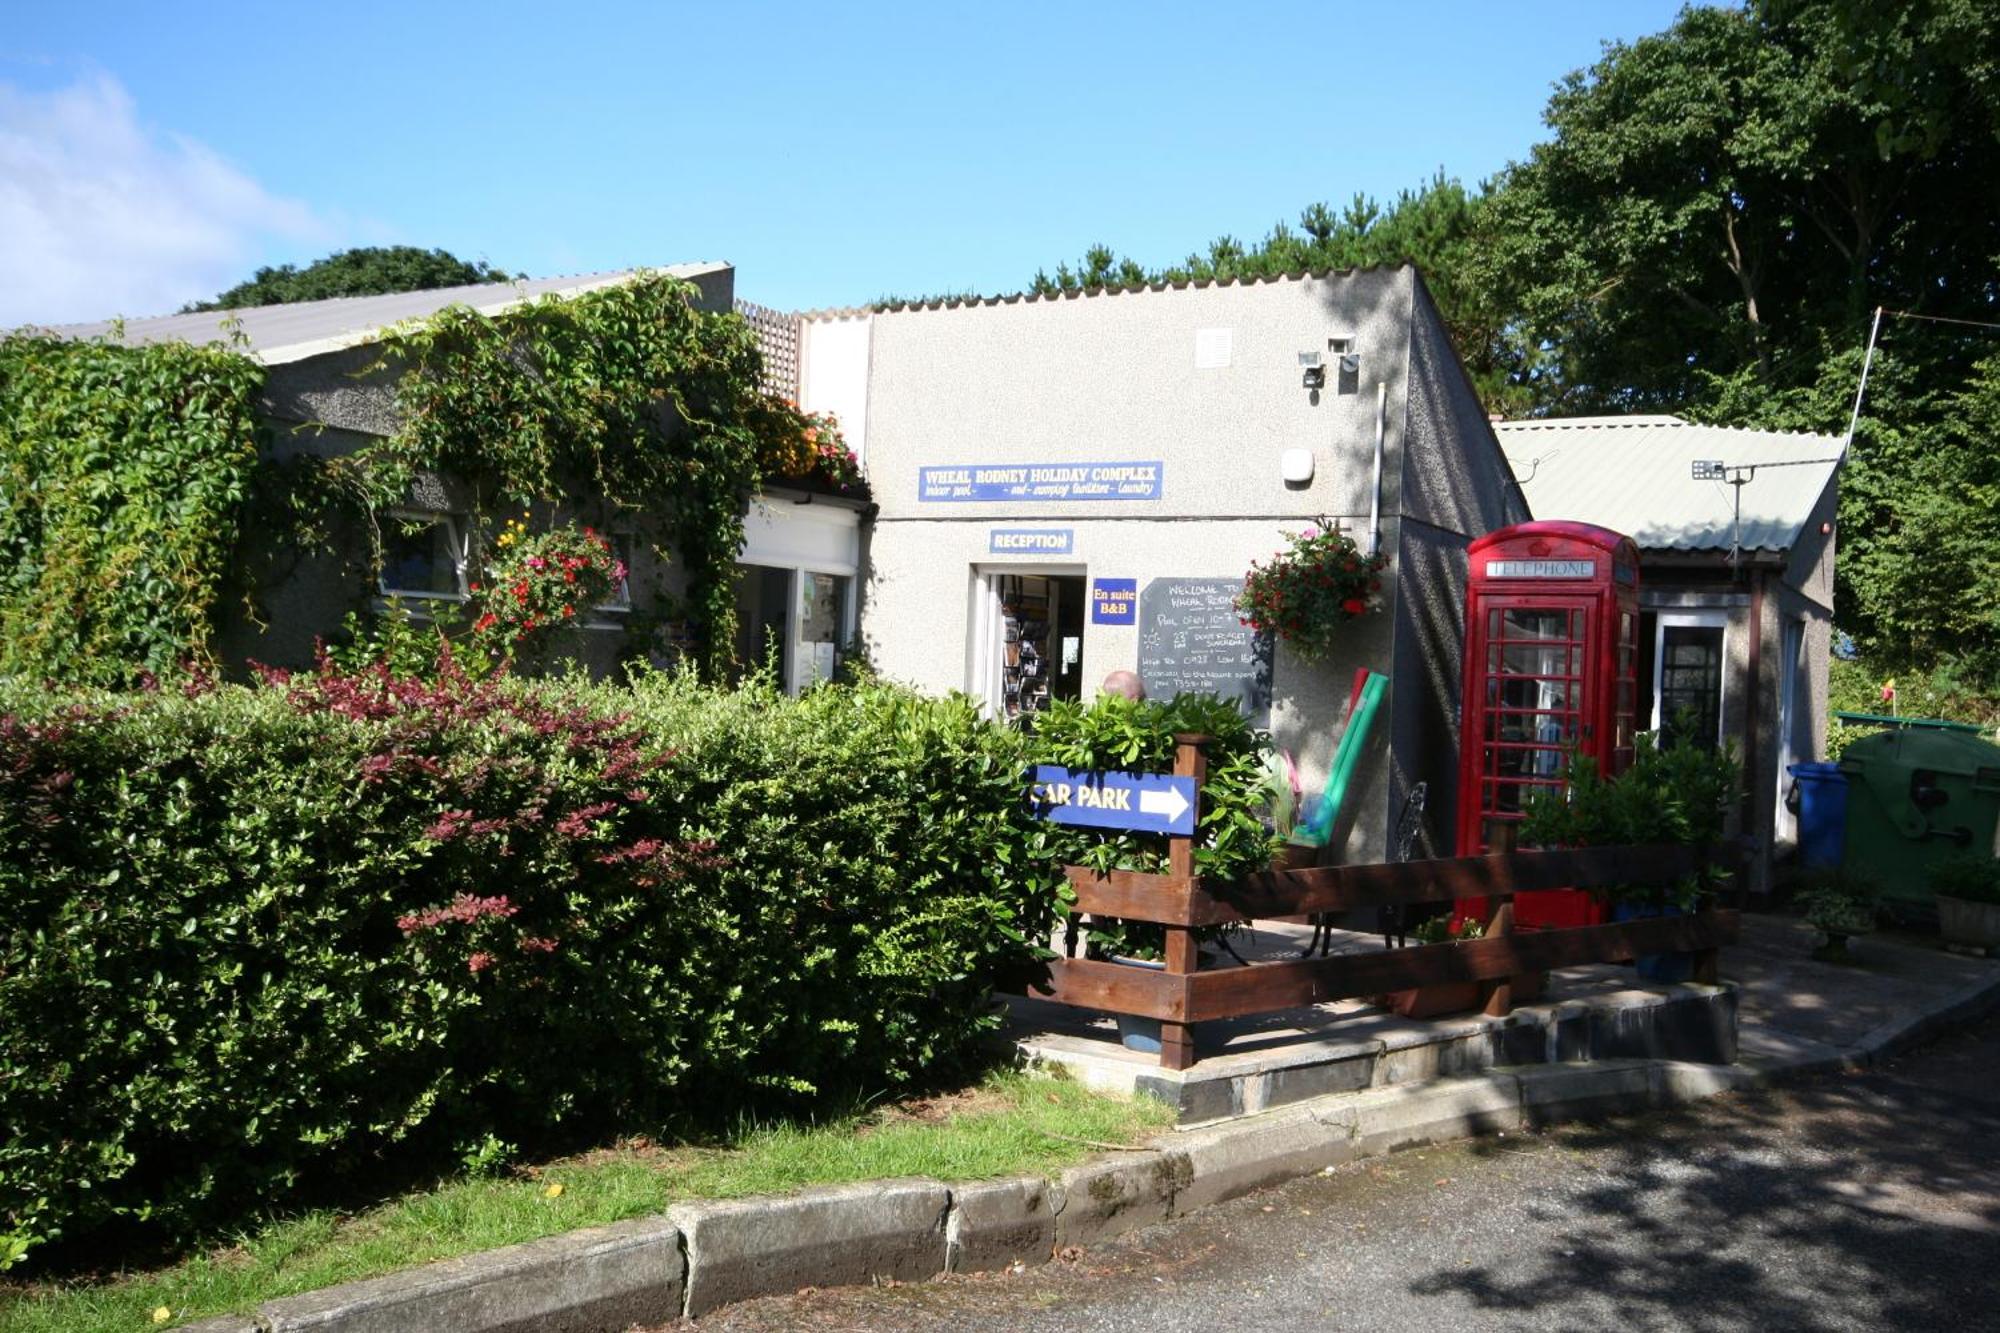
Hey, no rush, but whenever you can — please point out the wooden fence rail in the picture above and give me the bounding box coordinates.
[1024,735,1744,1070]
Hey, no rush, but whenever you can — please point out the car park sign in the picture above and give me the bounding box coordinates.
[1030,765,1198,836]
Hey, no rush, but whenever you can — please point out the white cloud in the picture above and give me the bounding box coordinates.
[0,72,330,327]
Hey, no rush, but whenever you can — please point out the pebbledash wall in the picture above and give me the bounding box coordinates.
[802,267,1524,861]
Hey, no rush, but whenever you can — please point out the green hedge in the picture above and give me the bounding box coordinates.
[0,668,1056,1263]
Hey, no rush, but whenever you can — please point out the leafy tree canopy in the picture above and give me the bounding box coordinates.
[186,246,519,311]
[1019,1,2000,671]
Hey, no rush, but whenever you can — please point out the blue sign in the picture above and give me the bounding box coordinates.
[920,461,1164,503]
[989,528,1074,556]
[1091,578,1137,624]
[1030,765,1198,836]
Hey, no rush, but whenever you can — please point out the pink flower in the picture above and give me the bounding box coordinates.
[468,951,497,974]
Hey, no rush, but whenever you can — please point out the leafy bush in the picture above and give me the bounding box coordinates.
[1794,866,1882,936]
[0,667,1054,1265]
[1929,854,2000,906]
[1029,692,1280,957]
[1517,729,1741,905]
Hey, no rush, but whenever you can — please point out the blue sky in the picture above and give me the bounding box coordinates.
[2,1,1691,324]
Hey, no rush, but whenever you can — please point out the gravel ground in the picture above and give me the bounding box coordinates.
[676,1012,2000,1332]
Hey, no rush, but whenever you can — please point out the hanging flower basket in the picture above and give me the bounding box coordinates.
[1235,526,1388,660]
[470,519,625,657]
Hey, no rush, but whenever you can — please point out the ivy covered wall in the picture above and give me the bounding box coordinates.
[0,271,858,685]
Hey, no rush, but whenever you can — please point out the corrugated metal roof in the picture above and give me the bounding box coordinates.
[797,263,1404,322]
[36,263,731,366]
[1494,415,1845,554]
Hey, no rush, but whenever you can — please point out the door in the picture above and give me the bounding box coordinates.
[972,567,1085,721]
[1467,596,1595,848]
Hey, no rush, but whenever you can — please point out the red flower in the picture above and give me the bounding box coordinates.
[1342,598,1366,616]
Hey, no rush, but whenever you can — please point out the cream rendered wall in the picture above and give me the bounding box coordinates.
[799,314,873,462]
[857,268,1516,863]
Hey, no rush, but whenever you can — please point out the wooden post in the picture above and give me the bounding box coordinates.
[1158,734,1209,1070]
[1480,819,1517,1017]
[1691,842,1722,985]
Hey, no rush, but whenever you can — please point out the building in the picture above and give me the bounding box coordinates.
[50,266,867,688]
[794,267,1526,862]
[1494,415,1845,885]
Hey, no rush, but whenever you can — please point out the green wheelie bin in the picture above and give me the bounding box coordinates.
[1836,713,2000,917]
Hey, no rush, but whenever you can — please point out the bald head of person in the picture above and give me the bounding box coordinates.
[1101,670,1146,702]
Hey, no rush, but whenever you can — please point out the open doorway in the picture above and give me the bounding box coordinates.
[974,570,1086,721]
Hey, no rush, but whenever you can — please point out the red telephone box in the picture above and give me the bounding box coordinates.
[1456,521,1640,928]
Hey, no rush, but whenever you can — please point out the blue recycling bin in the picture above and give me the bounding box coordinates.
[1787,762,1849,868]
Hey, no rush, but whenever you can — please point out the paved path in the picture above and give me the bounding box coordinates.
[687,1010,2000,1332]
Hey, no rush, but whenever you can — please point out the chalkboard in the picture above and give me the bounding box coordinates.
[1137,577,1273,726]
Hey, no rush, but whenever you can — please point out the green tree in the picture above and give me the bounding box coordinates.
[1485,1,2000,418]
[1482,0,2000,666]
[187,246,518,311]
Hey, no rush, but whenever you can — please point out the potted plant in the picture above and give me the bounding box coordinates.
[1930,854,2000,951]
[1518,728,1740,980]
[1235,525,1388,661]
[1377,914,1486,1019]
[1794,867,1882,963]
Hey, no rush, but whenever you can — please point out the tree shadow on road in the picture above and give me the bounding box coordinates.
[1413,1042,2000,1331]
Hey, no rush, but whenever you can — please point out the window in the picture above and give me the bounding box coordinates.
[594,532,635,613]
[378,512,466,599]
[797,571,851,688]
[1653,613,1727,750]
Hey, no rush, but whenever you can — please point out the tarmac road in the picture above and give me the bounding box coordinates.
[680,1012,2000,1332]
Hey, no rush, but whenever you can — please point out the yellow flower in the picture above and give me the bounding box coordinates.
[543,1182,564,1199]
[152,1308,172,1325]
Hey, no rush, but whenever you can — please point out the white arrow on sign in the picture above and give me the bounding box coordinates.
[1138,785,1191,824]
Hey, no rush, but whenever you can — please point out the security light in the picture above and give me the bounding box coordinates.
[1298,350,1326,391]
[1691,460,1726,481]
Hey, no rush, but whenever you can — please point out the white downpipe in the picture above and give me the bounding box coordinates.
[1366,381,1387,557]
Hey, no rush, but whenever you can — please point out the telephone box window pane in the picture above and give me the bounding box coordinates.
[1660,625,1725,749]
[1502,644,1571,677]
[1501,609,1570,641]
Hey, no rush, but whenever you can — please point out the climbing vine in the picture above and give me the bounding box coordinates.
[0,274,843,683]
[0,333,266,684]
[363,272,807,673]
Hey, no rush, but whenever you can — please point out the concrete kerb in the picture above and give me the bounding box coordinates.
[1840,967,2000,1070]
[172,966,2000,1331]
[246,1215,684,1333]
[669,1179,950,1318]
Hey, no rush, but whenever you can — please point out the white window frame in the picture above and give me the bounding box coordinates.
[1650,609,1729,746]
[376,509,469,604]
[732,558,859,694]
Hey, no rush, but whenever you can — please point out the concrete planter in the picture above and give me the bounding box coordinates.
[1938,894,2000,949]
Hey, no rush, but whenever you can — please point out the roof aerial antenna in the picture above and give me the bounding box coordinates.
[1843,307,1884,450]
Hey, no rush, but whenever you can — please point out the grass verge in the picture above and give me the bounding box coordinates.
[0,1069,1171,1333]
